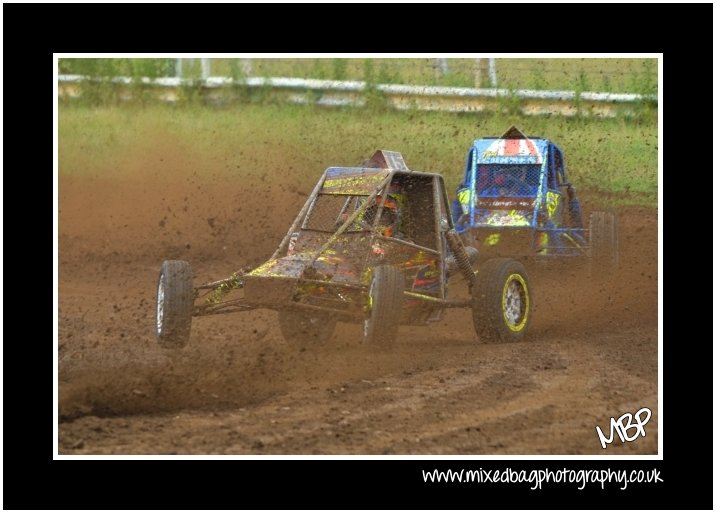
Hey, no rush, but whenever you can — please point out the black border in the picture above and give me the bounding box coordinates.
[4,3,712,510]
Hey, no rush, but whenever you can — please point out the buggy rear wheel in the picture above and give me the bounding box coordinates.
[589,211,619,276]
[472,258,531,343]
[156,260,194,349]
[278,310,336,346]
[363,265,404,345]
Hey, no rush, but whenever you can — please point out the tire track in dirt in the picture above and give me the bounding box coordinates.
[59,325,657,454]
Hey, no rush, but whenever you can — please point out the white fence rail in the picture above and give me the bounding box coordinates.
[58,74,656,118]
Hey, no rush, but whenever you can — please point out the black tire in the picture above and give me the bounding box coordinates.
[363,265,404,345]
[472,258,532,343]
[278,310,336,346]
[156,260,194,349]
[589,211,619,275]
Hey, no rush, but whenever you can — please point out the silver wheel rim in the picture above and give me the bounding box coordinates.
[504,280,523,326]
[156,275,165,335]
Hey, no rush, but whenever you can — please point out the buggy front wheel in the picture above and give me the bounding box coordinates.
[472,258,531,343]
[156,260,194,349]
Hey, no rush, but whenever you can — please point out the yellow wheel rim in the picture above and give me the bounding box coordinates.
[502,273,529,332]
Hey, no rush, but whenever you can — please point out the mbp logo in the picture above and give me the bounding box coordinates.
[596,407,652,449]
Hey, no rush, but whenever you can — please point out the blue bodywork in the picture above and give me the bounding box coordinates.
[452,127,587,260]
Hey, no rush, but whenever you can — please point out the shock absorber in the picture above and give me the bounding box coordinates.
[446,229,477,290]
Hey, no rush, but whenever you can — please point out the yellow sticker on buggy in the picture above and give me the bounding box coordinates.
[545,191,560,219]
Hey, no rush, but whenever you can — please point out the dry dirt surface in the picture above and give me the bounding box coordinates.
[58,165,658,455]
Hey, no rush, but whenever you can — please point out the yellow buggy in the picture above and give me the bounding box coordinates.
[156,151,533,348]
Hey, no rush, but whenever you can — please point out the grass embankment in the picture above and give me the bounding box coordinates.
[59,103,657,207]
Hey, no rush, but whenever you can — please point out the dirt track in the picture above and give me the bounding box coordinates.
[58,165,658,455]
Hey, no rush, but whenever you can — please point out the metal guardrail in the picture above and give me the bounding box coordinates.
[58,74,656,118]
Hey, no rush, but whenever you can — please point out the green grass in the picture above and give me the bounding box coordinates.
[59,103,657,207]
[60,57,658,94]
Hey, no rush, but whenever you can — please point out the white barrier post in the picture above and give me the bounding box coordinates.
[241,59,253,76]
[201,58,211,80]
[488,58,497,87]
[436,58,449,76]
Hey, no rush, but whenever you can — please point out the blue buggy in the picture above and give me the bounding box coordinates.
[451,126,618,272]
